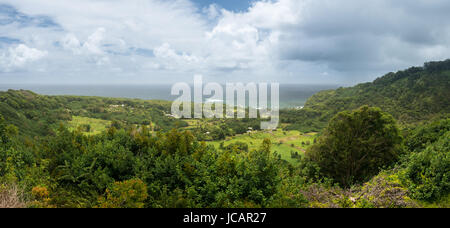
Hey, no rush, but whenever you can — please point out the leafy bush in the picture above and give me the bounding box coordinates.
[306,106,404,187]
[405,118,450,152]
[402,132,450,201]
[97,179,148,208]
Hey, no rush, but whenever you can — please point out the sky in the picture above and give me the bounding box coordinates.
[0,0,450,85]
[193,0,254,12]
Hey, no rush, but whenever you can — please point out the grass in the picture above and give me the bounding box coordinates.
[208,129,317,164]
[182,119,203,130]
[67,116,317,163]
[68,116,111,136]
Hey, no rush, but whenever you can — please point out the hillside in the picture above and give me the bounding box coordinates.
[0,90,185,138]
[282,60,450,132]
[0,63,448,209]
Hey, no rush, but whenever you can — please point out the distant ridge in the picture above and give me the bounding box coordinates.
[0,90,180,137]
[282,59,450,132]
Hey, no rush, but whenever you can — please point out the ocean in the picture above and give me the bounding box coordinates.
[0,84,340,109]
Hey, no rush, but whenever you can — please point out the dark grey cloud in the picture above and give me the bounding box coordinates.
[276,0,450,80]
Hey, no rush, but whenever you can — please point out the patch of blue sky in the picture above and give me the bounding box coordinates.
[191,0,255,12]
[0,4,60,29]
[0,36,21,44]
[133,48,155,57]
[103,47,154,58]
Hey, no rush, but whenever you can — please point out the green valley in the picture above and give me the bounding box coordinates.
[0,60,449,208]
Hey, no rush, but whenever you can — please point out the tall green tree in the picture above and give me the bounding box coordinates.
[306,106,404,187]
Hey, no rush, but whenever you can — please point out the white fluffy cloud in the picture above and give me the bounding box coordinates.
[154,42,202,71]
[0,0,450,84]
[0,44,47,72]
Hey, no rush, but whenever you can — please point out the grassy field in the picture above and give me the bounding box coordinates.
[67,116,316,163]
[208,129,318,164]
[182,119,203,130]
[68,116,111,136]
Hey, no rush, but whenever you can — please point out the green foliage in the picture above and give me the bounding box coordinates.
[0,122,286,208]
[0,114,35,185]
[97,179,148,208]
[68,116,110,135]
[283,60,450,132]
[223,141,249,153]
[190,118,262,141]
[402,132,450,202]
[0,90,186,138]
[1,60,449,208]
[0,90,71,137]
[209,130,316,164]
[267,170,309,208]
[306,106,404,187]
[281,108,326,132]
[405,118,450,152]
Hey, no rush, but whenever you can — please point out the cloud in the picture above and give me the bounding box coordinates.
[82,27,106,55]
[60,28,112,66]
[61,33,82,55]
[0,0,449,84]
[202,0,450,81]
[202,3,221,20]
[153,42,202,71]
[0,44,47,71]
[0,0,209,81]
[274,0,450,71]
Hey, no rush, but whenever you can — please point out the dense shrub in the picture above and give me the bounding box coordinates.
[306,106,404,187]
[97,179,148,208]
[402,132,450,201]
[405,118,450,152]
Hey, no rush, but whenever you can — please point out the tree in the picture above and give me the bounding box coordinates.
[0,115,7,145]
[306,106,403,187]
